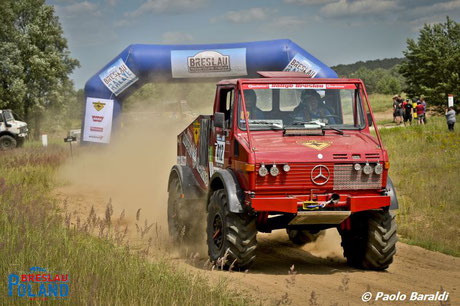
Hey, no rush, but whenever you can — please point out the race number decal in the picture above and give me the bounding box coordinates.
[215,136,225,165]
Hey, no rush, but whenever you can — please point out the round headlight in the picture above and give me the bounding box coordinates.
[259,164,268,177]
[363,163,372,175]
[283,164,290,172]
[354,163,362,171]
[374,163,383,175]
[270,164,279,176]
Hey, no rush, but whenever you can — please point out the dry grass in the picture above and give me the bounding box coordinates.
[0,145,249,304]
[380,115,460,256]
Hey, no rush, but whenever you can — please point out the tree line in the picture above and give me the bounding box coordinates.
[0,1,458,139]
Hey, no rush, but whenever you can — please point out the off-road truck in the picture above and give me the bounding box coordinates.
[0,109,28,149]
[168,72,398,270]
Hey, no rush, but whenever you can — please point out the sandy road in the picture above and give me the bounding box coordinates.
[55,185,459,306]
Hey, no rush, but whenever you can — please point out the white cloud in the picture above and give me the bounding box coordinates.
[126,0,208,17]
[320,0,399,17]
[407,0,460,17]
[57,1,100,16]
[162,31,194,44]
[221,8,274,23]
[106,0,118,6]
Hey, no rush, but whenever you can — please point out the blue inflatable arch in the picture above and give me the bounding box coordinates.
[83,39,337,143]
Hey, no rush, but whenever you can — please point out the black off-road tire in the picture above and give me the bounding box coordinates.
[287,229,323,246]
[0,135,17,150]
[167,176,204,244]
[207,190,257,270]
[340,210,397,270]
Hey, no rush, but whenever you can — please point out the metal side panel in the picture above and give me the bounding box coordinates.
[288,211,351,225]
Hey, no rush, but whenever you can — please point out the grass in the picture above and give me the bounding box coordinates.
[379,115,460,256]
[0,146,248,304]
[367,93,394,114]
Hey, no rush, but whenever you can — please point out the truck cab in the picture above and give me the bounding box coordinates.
[168,72,398,271]
[0,109,28,149]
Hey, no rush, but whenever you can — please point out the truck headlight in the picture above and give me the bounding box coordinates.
[363,162,372,175]
[283,164,290,172]
[259,164,268,177]
[270,164,279,177]
[374,163,383,175]
[354,163,362,171]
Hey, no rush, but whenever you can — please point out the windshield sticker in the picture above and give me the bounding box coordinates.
[297,140,332,151]
[242,84,356,90]
[283,53,321,77]
[99,58,138,96]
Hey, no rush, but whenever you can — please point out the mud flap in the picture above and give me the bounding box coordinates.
[386,176,399,210]
[209,169,244,213]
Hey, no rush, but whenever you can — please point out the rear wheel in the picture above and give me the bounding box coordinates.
[167,176,203,243]
[340,210,397,270]
[207,190,257,270]
[287,229,323,246]
[0,135,17,150]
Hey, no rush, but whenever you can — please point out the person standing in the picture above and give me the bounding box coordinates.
[412,98,418,120]
[421,97,427,124]
[403,98,413,126]
[416,101,425,125]
[392,95,398,123]
[445,107,456,131]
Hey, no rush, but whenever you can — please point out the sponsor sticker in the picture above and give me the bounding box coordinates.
[193,121,200,145]
[215,135,225,165]
[284,53,321,77]
[242,84,356,90]
[171,48,247,78]
[182,131,197,168]
[90,127,103,132]
[92,115,104,122]
[93,101,105,111]
[297,140,332,150]
[99,58,138,96]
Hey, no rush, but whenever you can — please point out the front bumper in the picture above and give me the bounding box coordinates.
[249,193,390,213]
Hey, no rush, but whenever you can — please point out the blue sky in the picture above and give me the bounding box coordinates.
[47,0,460,89]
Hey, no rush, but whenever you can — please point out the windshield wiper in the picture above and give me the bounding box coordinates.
[248,120,283,129]
[323,125,344,135]
[291,120,325,127]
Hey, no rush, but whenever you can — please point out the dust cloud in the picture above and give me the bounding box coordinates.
[58,105,195,236]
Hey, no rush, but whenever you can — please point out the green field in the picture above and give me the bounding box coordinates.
[380,115,460,256]
[0,146,248,304]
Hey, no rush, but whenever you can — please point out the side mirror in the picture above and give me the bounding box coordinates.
[214,112,225,129]
[367,112,373,127]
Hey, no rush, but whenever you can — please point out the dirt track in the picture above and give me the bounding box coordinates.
[55,185,459,306]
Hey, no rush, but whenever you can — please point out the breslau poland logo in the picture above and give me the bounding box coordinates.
[8,267,69,301]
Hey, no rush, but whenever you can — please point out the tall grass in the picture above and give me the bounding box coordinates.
[367,93,394,113]
[380,115,460,256]
[0,146,248,304]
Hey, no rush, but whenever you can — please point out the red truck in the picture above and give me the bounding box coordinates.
[168,72,398,270]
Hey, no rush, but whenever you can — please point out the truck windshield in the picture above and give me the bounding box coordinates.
[238,84,366,131]
[3,110,14,122]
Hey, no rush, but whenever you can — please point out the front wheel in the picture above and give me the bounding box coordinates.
[207,190,257,270]
[340,210,397,270]
[0,135,17,150]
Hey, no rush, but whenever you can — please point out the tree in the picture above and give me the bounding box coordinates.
[0,0,79,138]
[399,17,460,110]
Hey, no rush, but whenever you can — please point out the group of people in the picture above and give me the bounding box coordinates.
[392,95,427,126]
[392,94,456,131]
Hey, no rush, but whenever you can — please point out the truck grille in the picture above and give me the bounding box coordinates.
[333,164,382,190]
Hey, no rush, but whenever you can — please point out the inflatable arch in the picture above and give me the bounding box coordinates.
[83,39,337,143]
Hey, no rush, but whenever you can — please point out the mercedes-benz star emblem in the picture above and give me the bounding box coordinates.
[311,165,330,185]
